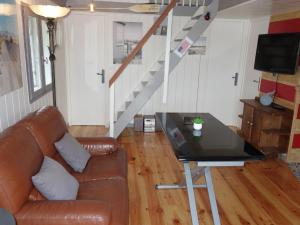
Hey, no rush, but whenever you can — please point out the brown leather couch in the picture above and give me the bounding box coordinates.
[0,106,128,225]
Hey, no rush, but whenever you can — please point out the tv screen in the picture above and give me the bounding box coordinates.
[254,33,300,75]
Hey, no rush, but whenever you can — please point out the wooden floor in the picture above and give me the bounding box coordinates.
[69,125,108,137]
[70,126,300,225]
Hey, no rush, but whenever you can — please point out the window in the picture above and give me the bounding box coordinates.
[22,7,52,102]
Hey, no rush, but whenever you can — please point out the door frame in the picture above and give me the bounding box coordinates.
[234,19,251,127]
[65,11,110,126]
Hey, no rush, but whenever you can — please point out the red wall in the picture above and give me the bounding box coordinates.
[269,18,300,34]
[260,79,295,102]
[267,17,300,148]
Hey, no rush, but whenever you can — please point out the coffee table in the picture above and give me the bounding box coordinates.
[155,113,265,225]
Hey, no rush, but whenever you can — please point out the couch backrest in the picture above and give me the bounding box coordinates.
[0,125,43,214]
[19,106,68,157]
[18,106,73,172]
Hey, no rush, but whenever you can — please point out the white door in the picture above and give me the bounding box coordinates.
[66,13,107,125]
[203,20,245,126]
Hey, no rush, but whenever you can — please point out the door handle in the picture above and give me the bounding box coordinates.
[232,73,239,86]
[97,69,105,84]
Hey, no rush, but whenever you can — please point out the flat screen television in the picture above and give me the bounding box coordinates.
[254,33,300,75]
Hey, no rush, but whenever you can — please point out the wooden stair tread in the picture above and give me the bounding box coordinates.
[133,91,140,97]
[182,26,192,31]
[174,38,183,42]
[125,101,131,108]
[117,111,124,119]
[141,81,148,87]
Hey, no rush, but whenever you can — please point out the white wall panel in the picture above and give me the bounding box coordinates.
[0,5,53,132]
[241,16,270,99]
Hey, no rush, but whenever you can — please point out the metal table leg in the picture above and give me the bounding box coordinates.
[155,163,223,225]
[184,162,200,225]
[204,167,221,225]
[179,166,206,186]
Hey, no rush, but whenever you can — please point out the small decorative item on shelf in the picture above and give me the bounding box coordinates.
[260,90,275,106]
[193,117,204,130]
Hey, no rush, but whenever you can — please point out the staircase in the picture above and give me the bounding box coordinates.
[109,0,249,138]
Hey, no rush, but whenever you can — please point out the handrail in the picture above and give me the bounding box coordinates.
[109,0,177,87]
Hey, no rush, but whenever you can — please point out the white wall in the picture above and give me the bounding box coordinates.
[55,19,68,122]
[123,22,142,41]
[61,12,271,127]
[0,5,53,132]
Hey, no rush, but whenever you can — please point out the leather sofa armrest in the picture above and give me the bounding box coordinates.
[15,200,111,225]
[76,137,121,156]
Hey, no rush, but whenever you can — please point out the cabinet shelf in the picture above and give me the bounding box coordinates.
[261,128,290,135]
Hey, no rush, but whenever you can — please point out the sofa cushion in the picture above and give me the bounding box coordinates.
[78,179,128,225]
[73,149,127,182]
[32,157,79,200]
[18,106,74,173]
[0,125,43,213]
[55,133,91,173]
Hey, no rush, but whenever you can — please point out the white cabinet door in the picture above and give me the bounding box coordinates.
[203,19,246,126]
[66,13,107,125]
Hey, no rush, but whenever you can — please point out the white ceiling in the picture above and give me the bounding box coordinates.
[218,0,300,19]
[70,0,149,3]
[67,0,300,18]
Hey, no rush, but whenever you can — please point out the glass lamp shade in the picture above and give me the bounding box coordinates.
[29,5,70,18]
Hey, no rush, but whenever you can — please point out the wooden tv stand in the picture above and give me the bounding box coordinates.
[238,99,293,158]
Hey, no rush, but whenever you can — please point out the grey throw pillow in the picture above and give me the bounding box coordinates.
[55,133,91,173]
[32,156,79,200]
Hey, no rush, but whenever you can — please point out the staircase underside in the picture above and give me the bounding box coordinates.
[112,0,253,138]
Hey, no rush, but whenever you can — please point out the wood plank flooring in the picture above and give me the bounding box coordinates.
[69,125,108,137]
[69,126,300,225]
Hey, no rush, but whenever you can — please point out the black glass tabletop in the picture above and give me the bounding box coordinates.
[156,113,265,162]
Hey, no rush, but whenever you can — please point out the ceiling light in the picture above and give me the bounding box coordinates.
[89,3,95,12]
[29,5,70,18]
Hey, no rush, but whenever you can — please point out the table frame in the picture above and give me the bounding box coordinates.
[156,161,245,225]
